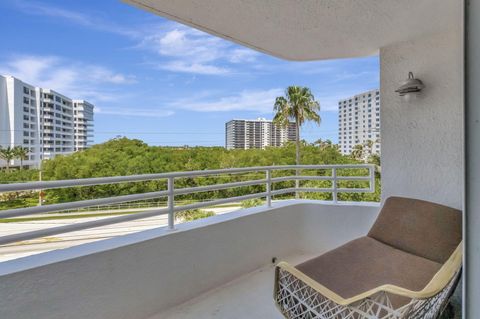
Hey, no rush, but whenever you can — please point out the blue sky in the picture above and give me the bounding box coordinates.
[0,0,379,146]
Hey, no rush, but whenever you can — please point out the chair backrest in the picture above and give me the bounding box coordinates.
[368,196,462,264]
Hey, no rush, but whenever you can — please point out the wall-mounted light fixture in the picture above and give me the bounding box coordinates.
[395,72,425,101]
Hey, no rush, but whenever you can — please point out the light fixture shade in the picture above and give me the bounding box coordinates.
[395,72,425,96]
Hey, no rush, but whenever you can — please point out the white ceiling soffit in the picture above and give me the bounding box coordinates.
[122,0,459,61]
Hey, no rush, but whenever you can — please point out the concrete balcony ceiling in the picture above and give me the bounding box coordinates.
[122,0,459,60]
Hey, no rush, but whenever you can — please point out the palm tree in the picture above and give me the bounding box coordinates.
[273,86,321,198]
[273,86,321,166]
[363,139,374,157]
[351,144,364,161]
[13,146,29,169]
[0,146,16,172]
[314,138,333,151]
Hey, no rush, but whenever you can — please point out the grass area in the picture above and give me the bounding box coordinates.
[0,196,39,210]
[0,211,139,223]
[0,207,221,223]
[176,209,215,221]
[0,197,243,213]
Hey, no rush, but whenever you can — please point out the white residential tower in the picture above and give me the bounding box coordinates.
[0,75,95,168]
[338,89,380,156]
[225,118,297,149]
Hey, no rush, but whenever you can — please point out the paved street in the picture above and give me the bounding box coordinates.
[0,206,240,262]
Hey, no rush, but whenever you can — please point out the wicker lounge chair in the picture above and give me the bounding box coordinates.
[274,196,462,319]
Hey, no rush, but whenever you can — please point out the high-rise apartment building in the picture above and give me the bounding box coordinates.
[0,75,94,168]
[338,89,380,155]
[225,118,297,149]
[73,100,94,152]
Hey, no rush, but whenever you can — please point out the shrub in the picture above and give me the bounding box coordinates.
[175,209,215,221]
[241,198,264,208]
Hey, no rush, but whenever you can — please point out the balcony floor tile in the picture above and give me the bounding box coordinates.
[148,253,315,319]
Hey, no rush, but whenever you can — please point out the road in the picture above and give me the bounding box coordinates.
[0,206,240,262]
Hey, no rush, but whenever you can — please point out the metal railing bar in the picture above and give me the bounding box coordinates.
[0,168,265,192]
[270,188,296,196]
[167,177,174,230]
[266,169,272,207]
[336,188,372,193]
[0,190,169,219]
[369,166,376,192]
[270,176,333,182]
[295,187,335,193]
[332,167,338,202]
[174,179,267,195]
[0,207,169,246]
[0,165,374,193]
[270,187,373,196]
[336,176,371,181]
[270,176,370,183]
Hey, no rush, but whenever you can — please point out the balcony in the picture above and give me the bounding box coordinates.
[0,165,382,318]
[0,0,470,317]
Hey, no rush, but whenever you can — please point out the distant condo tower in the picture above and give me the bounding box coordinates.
[225,118,297,149]
[0,75,95,168]
[338,89,380,155]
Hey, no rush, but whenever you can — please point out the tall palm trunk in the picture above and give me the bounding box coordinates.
[295,121,300,199]
[295,121,300,166]
[272,86,321,200]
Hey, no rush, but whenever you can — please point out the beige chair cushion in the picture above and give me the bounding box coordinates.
[368,196,462,263]
[296,236,442,308]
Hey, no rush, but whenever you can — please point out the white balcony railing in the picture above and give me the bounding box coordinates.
[0,164,374,246]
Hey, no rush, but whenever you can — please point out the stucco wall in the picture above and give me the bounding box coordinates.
[380,30,463,209]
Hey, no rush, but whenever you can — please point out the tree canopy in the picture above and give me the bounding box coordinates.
[0,138,381,209]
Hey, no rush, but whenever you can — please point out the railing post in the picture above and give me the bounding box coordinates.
[369,165,375,193]
[295,167,300,199]
[167,177,175,230]
[332,167,338,203]
[266,169,272,207]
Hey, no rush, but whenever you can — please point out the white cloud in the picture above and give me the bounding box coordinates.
[0,55,136,102]
[229,48,259,63]
[12,0,138,38]
[150,27,241,63]
[132,22,262,75]
[139,26,238,75]
[9,2,261,76]
[171,89,283,112]
[156,29,223,61]
[86,66,137,84]
[160,61,229,75]
[95,107,174,118]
